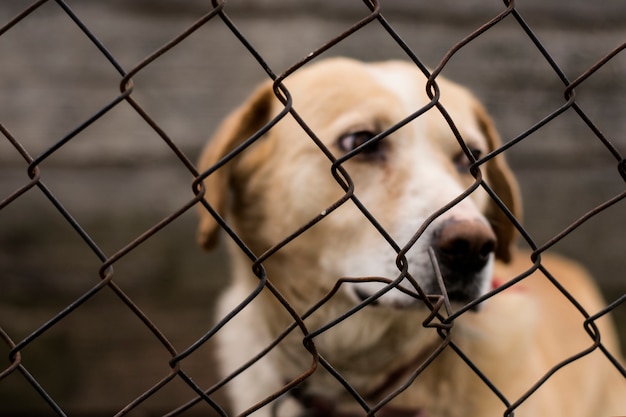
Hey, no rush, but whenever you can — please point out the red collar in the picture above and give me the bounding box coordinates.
[491,276,505,290]
[491,276,525,292]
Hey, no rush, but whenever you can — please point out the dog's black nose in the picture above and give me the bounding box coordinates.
[433,219,497,273]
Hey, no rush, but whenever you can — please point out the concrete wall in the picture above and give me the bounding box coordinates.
[1,1,624,415]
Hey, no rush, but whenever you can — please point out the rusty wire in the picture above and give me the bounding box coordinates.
[0,0,625,416]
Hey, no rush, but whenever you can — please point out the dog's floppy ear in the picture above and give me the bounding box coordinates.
[196,81,275,250]
[474,103,522,263]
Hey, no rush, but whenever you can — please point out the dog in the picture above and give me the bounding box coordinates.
[196,58,625,417]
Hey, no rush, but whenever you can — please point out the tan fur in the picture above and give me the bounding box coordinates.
[197,58,625,417]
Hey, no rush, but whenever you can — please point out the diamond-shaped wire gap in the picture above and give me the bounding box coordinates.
[430,12,572,149]
[321,0,508,67]
[98,206,222,349]
[0,325,63,416]
[20,98,203,257]
[564,45,626,163]
[4,284,186,416]
[0,188,106,311]
[0,1,127,159]
[119,10,273,166]
[216,1,383,75]
[512,1,626,80]
[65,1,221,72]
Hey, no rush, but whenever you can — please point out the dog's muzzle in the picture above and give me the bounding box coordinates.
[348,218,496,310]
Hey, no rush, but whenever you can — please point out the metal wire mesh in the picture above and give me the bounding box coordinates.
[1,1,624,416]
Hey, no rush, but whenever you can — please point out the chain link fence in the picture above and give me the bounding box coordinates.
[1,1,625,416]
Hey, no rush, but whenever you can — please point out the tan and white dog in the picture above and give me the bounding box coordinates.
[196,58,625,417]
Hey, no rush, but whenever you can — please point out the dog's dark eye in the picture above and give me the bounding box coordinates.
[337,130,385,160]
[454,148,483,173]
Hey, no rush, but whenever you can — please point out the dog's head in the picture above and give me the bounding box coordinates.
[196,58,520,310]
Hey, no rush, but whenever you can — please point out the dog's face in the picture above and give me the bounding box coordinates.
[197,58,519,311]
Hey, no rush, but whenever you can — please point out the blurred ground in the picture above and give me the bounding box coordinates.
[0,1,624,415]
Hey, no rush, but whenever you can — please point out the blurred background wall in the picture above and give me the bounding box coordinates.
[1,0,624,415]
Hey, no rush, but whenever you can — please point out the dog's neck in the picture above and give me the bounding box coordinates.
[288,384,427,417]
[285,336,441,417]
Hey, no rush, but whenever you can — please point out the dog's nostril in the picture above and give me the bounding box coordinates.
[479,239,496,258]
